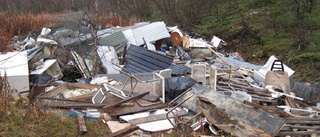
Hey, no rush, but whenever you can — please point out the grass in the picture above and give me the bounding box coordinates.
[193,0,320,82]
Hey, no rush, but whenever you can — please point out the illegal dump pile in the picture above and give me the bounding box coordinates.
[1,21,320,137]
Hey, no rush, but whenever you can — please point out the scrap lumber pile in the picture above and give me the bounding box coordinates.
[1,19,320,137]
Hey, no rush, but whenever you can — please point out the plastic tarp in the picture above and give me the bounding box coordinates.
[292,82,320,104]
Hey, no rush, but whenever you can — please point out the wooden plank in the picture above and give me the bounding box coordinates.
[277,131,320,136]
[286,118,320,121]
[103,91,149,109]
[77,115,87,134]
[252,98,277,103]
[67,92,94,100]
[108,102,168,117]
[284,125,320,130]
[43,103,107,108]
[106,125,139,137]
[128,110,188,125]
[244,100,292,118]
[38,83,99,98]
[197,96,272,137]
[286,120,320,124]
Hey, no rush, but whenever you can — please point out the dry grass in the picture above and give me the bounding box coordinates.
[0,11,140,52]
[0,74,14,115]
[0,12,57,52]
[105,13,140,27]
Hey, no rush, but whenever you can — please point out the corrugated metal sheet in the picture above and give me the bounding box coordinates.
[98,31,128,53]
[124,45,173,73]
[122,29,136,45]
[98,31,127,47]
[122,22,170,46]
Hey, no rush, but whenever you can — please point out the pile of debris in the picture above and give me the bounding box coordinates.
[1,21,320,136]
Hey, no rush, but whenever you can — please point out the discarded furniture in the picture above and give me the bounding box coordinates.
[191,64,206,86]
[0,51,29,92]
[30,59,63,80]
[209,65,217,91]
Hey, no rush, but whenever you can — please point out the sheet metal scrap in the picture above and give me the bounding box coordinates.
[124,45,173,73]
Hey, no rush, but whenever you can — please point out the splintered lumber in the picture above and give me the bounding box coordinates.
[77,115,87,134]
[106,125,139,137]
[177,84,286,136]
[244,100,292,118]
[103,91,149,109]
[197,96,272,137]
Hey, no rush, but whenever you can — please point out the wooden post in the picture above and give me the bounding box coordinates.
[77,115,87,134]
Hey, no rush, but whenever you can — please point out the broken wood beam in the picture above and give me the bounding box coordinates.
[103,91,149,109]
[43,103,108,108]
[244,100,292,118]
[106,125,139,137]
[77,115,87,134]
